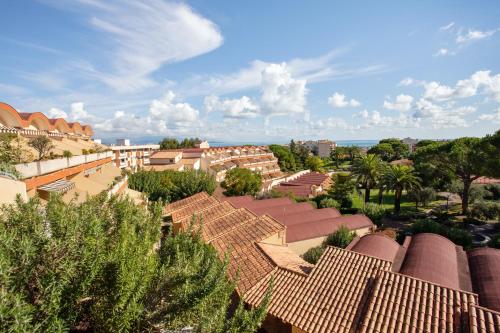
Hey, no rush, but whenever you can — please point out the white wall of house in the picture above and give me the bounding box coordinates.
[0,177,27,205]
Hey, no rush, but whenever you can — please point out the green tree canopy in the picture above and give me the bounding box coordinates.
[368,138,409,161]
[269,144,297,172]
[351,154,383,202]
[28,136,54,160]
[221,168,262,196]
[129,169,216,202]
[159,137,202,149]
[381,165,421,213]
[328,173,354,208]
[0,194,269,332]
[414,137,493,214]
[305,155,324,172]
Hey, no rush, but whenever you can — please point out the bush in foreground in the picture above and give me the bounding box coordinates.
[221,168,262,196]
[129,169,216,202]
[0,194,268,332]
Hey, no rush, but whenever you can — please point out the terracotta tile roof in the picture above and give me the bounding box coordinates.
[210,215,285,254]
[358,270,479,333]
[281,247,392,333]
[244,266,308,315]
[177,201,235,232]
[286,214,374,243]
[171,196,220,223]
[348,233,402,263]
[249,202,315,221]
[234,197,294,210]
[469,305,500,333]
[256,243,313,275]
[219,195,254,207]
[202,208,257,242]
[276,208,342,227]
[468,248,500,311]
[150,150,183,159]
[209,215,285,294]
[163,191,208,215]
[400,233,471,291]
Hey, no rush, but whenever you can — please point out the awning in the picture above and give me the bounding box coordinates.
[38,179,75,194]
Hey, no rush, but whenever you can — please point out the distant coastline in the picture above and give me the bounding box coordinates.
[208,140,379,148]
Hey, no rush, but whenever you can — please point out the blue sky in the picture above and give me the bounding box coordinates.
[1,0,499,142]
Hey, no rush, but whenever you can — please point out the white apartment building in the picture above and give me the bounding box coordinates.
[298,139,337,157]
[110,139,159,171]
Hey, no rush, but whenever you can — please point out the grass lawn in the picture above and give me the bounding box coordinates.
[351,188,414,210]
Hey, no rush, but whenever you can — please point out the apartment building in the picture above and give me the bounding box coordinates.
[110,139,159,171]
[149,146,282,182]
[297,139,336,157]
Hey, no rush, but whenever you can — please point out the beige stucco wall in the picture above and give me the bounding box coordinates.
[288,236,327,255]
[0,177,28,205]
[261,230,286,246]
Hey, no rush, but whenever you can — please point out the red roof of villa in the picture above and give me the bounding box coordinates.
[0,102,93,136]
[468,247,500,312]
[348,233,402,263]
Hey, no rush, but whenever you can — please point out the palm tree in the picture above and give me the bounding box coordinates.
[382,165,421,213]
[351,154,382,203]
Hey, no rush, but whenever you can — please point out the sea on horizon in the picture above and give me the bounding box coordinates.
[208,140,379,148]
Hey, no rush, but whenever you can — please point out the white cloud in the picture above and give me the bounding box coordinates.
[47,107,68,119]
[456,28,498,44]
[58,0,223,92]
[433,48,454,57]
[414,98,476,128]
[478,108,500,123]
[328,92,361,108]
[399,77,414,86]
[177,49,387,97]
[383,94,414,112]
[204,95,259,119]
[95,90,200,135]
[422,71,500,102]
[70,102,96,123]
[440,22,455,31]
[260,63,307,118]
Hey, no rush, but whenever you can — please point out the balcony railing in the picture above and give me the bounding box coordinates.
[15,151,114,179]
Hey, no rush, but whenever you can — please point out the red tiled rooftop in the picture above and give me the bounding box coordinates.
[400,233,463,290]
[248,202,315,220]
[235,197,294,210]
[468,247,500,311]
[348,233,402,263]
[276,208,342,227]
[219,195,254,207]
[286,214,374,243]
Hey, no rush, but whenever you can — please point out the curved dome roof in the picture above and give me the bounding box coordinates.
[0,102,93,136]
[350,234,401,262]
[400,233,460,289]
[468,247,500,311]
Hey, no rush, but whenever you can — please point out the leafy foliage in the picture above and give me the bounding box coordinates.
[0,194,269,332]
[328,173,354,208]
[409,219,473,249]
[129,169,216,202]
[28,136,54,160]
[319,198,340,209]
[470,201,500,221]
[268,144,298,171]
[368,138,409,161]
[351,154,384,202]
[0,133,31,163]
[323,225,356,248]
[159,137,202,149]
[381,165,420,213]
[221,168,262,196]
[305,156,324,172]
[407,187,436,208]
[359,203,386,227]
[302,246,324,264]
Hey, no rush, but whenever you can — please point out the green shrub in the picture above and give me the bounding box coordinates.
[360,203,386,227]
[302,246,325,264]
[470,201,500,221]
[485,184,500,200]
[221,168,262,196]
[489,234,500,249]
[319,198,340,209]
[409,219,473,249]
[62,150,73,158]
[129,169,216,203]
[323,225,356,248]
